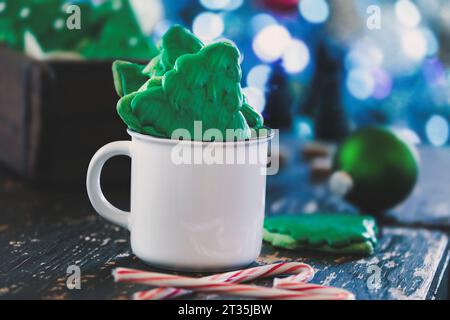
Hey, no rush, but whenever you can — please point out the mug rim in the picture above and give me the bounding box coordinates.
[127,128,274,146]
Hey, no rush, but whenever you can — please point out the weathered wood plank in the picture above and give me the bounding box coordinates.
[258,228,449,300]
[0,213,447,300]
[0,141,449,300]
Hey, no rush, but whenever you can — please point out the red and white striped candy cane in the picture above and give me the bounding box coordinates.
[273,278,353,300]
[132,262,314,300]
[113,267,354,300]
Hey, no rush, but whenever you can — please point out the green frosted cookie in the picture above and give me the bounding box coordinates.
[113,25,264,141]
[263,214,378,255]
[112,61,147,97]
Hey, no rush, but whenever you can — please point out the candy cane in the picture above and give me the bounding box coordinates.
[273,278,352,300]
[113,267,354,300]
[132,262,314,300]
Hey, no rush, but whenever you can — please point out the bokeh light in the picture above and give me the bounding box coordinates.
[299,0,330,24]
[20,7,31,19]
[401,29,427,61]
[53,18,65,30]
[294,117,314,140]
[346,69,375,100]
[423,58,446,86]
[282,39,310,74]
[426,115,449,146]
[395,0,421,28]
[200,0,230,10]
[200,0,243,11]
[392,128,422,145]
[372,69,393,100]
[193,12,224,42]
[224,0,244,11]
[130,0,164,35]
[422,28,439,57]
[345,43,383,70]
[252,24,292,62]
[246,64,272,91]
[242,86,266,113]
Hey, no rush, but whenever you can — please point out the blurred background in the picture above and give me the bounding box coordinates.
[1,0,450,186]
[157,0,450,147]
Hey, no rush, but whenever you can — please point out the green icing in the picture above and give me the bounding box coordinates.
[142,25,204,77]
[263,214,378,255]
[263,229,375,255]
[112,61,147,97]
[114,25,264,141]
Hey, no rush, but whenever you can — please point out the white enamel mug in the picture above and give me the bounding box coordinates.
[86,129,272,271]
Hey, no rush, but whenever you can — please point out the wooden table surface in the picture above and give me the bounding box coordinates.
[0,140,449,300]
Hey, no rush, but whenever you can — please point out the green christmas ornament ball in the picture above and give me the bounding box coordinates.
[330,127,419,213]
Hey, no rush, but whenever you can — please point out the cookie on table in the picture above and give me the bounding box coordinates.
[264,213,378,255]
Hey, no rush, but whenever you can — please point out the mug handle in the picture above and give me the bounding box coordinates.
[86,141,131,229]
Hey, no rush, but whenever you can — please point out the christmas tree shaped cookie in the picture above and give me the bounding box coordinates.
[113,25,264,140]
[264,214,378,255]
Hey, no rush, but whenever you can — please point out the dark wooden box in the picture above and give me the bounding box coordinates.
[0,46,130,186]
